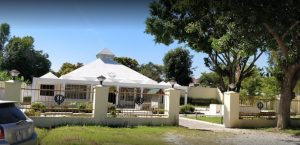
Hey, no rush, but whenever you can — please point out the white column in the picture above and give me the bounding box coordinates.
[89,84,93,102]
[184,89,188,105]
[62,82,66,97]
[116,85,119,106]
[134,88,137,99]
[31,78,37,102]
[141,87,144,98]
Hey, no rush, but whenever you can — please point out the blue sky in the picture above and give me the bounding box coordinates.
[0,0,268,78]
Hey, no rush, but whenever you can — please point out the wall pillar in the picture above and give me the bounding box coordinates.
[93,85,109,122]
[223,91,240,128]
[164,88,180,125]
[4,80,22,102]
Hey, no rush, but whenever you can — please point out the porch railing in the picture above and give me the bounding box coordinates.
[20,88,94,117]
[107,92,168,118]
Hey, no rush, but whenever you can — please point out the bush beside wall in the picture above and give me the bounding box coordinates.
[180,97,221,106]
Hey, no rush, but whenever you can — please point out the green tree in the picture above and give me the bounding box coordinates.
[0,71,25,82]
[113,57,140,72]
[139,62,164,82]
[198,72,224,89]
[239,68,263,102]
[146,0,265,92]
[0,36,51,81]
[0,23,10,52]
[56,62,83,77]
[163,47,193,86]
[261,76,279,99]
[230,0,300,128]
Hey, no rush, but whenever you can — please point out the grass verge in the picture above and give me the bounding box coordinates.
[35,126,232,145]
[35,128,49,144]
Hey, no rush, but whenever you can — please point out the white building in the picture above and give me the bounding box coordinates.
[31,49,188,108]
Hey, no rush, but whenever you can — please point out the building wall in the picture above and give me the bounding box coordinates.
[187,87,219,100]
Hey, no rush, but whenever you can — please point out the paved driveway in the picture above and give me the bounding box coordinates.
[179,117,300,145]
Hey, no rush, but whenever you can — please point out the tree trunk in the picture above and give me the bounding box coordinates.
[235,81,242,92]
[277,72,293,129]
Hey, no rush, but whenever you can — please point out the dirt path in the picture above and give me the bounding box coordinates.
[179,117,300,145]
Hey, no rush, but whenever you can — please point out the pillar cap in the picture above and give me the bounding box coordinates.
[94,85,104,87]
[165,88,176,91]
[224,91,238,94]
[5,80,20,83]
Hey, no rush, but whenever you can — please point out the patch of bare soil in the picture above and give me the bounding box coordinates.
[163,130,232,145]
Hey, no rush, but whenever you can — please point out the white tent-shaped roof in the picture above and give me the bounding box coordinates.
[59,49,157,85]
[158,81,169,86]
[40,72,58,79]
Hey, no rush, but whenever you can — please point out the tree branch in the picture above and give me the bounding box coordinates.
[282,21,300,39]
[242,51,263,77]
[216,54,227,65]
[240,56,250,72]
[263,23,289,57]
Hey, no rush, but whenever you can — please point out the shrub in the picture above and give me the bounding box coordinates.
[25,109,41,116]
[23,96,31,103]
[152,105,165,114]
[78,103,87,110]
[77,102,93,113]
[31,102,46,112]
[186,98,221,106]
[180,104,195,114]
[210,99,220,104]
[108,104,117,117]
[152,108,165,114]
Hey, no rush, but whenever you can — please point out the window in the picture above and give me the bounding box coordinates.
[40,85,54,96]
[65,84,91,99]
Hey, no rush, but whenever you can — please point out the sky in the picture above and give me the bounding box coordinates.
[0,0,268,78]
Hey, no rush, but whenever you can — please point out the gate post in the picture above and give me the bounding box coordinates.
[165,88,180,125]
[223,91,240,128]
[93,85,109,121]
[4,80,22,102]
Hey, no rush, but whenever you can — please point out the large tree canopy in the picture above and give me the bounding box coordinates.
[56,62,83,77]
[139,62,164,82]
[0,36,51,81]
[113,57,140,72]
[146,0,266,92]
[229,0,300,129]
[0,23,10,53]
[163,47,193,86]
[198,72,224,88]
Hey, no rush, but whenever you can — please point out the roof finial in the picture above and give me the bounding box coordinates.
[96,48,115,59]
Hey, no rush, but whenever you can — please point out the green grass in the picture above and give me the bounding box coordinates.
[35,128,49,144]
[186,116,223,124]
[257,127,300,136]
[35,126,232,145]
